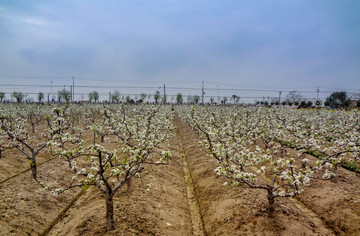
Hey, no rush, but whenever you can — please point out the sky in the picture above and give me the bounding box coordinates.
[0,0,359,102]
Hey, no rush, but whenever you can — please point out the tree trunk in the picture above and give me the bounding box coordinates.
[106,195,115,231]
[127,179,132,193]
[333,165,338,177]
[267,191,275,215]
[30,159,37,179]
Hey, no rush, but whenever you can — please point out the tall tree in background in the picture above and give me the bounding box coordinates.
[140,93,147,102]
[154,90,161,104]
[222,97,228,104]
[37,92,44,103]
[12,91,25,103]
[111,90,121,103]
[0,92,5,102]
[88,92,94,103]
[89,91,99,103]
[125,95,132,103]
[176,93,183,104]
[324,91,350,108]
[231,95,240,104]
[57,89,71,103]
[193,95,200,104]
[286,90,303,103]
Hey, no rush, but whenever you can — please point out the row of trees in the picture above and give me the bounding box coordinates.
[259,91,360,109]
[257,100,316,107]
[109,91,159,104]
[0,90,240,105]
[179,105,360,213]
[1,90,359,108]
[0,90,67,103]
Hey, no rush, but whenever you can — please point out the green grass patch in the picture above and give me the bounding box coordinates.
[342,162,360,174]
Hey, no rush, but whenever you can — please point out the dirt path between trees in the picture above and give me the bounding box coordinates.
[176,123,206,236]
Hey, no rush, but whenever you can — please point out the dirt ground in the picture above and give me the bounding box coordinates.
[0,117,359,235]
[0,151,81,235]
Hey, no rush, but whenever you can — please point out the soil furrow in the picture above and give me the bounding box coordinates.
[175,117,206,236]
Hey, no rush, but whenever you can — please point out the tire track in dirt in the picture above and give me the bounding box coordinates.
[175,117,206,236]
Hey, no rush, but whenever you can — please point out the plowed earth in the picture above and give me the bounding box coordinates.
[0,117,359,235]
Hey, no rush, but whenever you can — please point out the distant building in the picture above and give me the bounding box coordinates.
[78,100,90,104]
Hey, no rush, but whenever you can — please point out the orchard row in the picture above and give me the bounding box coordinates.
[177,106,360,212]
[0,103,175,231]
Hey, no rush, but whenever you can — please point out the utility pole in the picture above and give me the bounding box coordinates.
[279,91,282,103]
[109,92,111,103]
[70,85,73,103]
[216,85,220,104]
[201,81,205,104]
[316,86,319,101]
[163,84,166,104]
[72,76,75,102]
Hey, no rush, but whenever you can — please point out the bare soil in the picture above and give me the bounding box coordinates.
[0,117,359,235]
[0,152,80,235]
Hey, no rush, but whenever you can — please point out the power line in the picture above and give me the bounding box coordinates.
[0,83,336,94]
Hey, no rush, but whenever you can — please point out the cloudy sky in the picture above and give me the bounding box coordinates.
[0,0,359,102]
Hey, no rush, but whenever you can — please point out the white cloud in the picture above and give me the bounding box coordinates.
[0,7,49,26]
[20,17,48,26]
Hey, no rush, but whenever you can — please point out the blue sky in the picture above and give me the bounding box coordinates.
[0,0,359,102]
